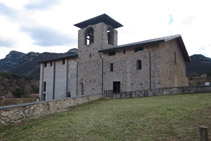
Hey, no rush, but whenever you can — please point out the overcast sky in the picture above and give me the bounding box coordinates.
[0,0,210,59]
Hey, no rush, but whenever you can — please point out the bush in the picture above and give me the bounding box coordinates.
[207,71,211,80]
[12,88,25,98]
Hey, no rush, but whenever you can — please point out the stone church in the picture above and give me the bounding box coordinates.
[39,14,190,101]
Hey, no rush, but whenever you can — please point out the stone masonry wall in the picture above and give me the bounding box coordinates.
[102,47,150,92]
[159,40,189,88]
[102,43,161,92]
[104,86,211,99]
[77,22,117,96]
[0,94,102,126]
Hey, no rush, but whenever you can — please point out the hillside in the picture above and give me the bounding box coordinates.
[0,49,77,80]
[0,50,211,80]
[186,54,211,76]
[0,72,39,97]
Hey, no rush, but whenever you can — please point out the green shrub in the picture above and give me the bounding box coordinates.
[207,71,211,80]
[12,88,25,98]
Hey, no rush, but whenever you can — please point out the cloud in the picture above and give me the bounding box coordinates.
[0,38,15,48]
[182,16,196,25]
[0,3,18,19]
[20,25,75,46]
[25,0,60,10]
[168,15,173,25]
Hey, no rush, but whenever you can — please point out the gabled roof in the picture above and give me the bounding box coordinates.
[74,14,123,29]
[38,53,78,63]
[99,34,190,62]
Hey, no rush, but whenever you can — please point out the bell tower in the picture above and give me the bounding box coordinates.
[74,14,123,96]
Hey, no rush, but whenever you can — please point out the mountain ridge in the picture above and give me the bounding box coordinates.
[0,49,78,79]
[186,54,211,76]
[0,50,210,79]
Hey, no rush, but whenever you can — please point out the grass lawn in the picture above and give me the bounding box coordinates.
[0,93,211,141]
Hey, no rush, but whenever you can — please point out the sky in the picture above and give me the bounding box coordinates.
[0,0,211,59]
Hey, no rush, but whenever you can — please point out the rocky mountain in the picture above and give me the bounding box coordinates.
[0,50,210,80]
[0,49,78,80]
[186,54,211,77]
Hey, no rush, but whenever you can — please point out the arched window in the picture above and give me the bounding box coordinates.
[107,28,114,45]
[85,27,94,45]
[137,60,142,70]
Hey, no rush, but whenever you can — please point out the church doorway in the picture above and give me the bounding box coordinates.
[113,81,120,93]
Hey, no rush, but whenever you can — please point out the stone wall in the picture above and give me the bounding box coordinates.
[104,86,211,99]
[101,43,164,92]
[0,94,102,126]
[159,40,189,88]
[102,46,151,92]
[101,39,189,93]
[77,22,117,96]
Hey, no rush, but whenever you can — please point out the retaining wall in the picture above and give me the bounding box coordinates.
[0,94,102,126]
[104,86,211,99]
[1,86,211,126]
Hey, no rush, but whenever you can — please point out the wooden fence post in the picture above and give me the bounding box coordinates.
[199,126,208,141]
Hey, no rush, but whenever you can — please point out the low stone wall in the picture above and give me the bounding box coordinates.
[104,86,211,99]
[0,94,102,126]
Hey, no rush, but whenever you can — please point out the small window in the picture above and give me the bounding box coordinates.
[85,27,94,45]
[134,47,144,52]
[107,28,114,45]
[174,52,177,65]
[50,62,53,66]
[89,54,91,58]
[43,82,46,92]
[67,92,71,97]
[44,62,47,67]
[108,51,116,56]
[137,60,142,70]
[62,59,65,65]
[110,63,113,72]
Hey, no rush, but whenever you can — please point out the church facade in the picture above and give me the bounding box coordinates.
[39,14,190,101]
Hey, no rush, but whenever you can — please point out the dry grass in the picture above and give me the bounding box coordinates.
[0,93,211,141]
[0,98,38,106]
